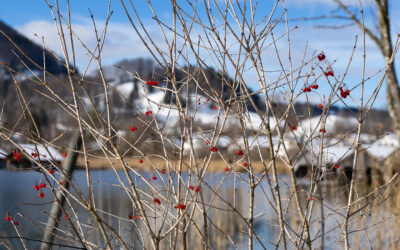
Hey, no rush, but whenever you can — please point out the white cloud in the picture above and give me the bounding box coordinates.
[285,0,373,7]
[13,12,392,109]
[15,19,158,72]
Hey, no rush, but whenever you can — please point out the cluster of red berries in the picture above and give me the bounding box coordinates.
[13,152,21,162]
[4,216,19,225]
[145,111,153,116]
[189,185,200,192]
[148,175,157,182]
[210,147,218,152]
[175,203,186,210]
[317,52,326,61]
[34,183,47,198]
[128,214,141,220]
[339,86,350,98]
[324,70,334,77]
[303,84,318,93]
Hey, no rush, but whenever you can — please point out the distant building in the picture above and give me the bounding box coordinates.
[293,138,380,185]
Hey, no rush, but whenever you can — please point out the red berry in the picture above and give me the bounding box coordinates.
[206,98,210,102]
[129,214,133,220]
[308,197,313,201]
[210,147,218,152]
[4,216,12,222]
[64,215,69,220]
[224,167,229,172]
[129,126,138,132]
[39,183,46,189]
[236,149,244,156]
[138,159,144,164]
[243,162,248,167]
[49,170,54,175]
[318,104,323,109]
[13,221,19,226]
[176,203,186,210]
[152,176,157,180]
[317,52,326,61]
[291,125,297,130]
[146,81,159,86]
[38,192,44,198]
[189,185,194,190]
[61,152,67,158]
[205,140,210,145]
[33,185,40,191]
[195,187,200,192]
[303,87,311,93]
[153,198,161,205]
[135,215,141,219]
[334,164,340,169]
[161,169,166,174]
[145,111,153,116]
[213,106,217,110]
[319,129,326,133]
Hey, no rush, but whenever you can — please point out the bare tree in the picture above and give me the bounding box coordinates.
[333,0,400,140]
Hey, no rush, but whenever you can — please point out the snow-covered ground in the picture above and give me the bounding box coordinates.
[18,144,64,162]
[365,133,398,160]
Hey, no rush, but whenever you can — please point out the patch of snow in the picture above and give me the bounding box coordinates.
[296,115,358,137]
[18,144,64,161]
[0,148,7,159]
[366,133,398,159]
[115,82,135,99]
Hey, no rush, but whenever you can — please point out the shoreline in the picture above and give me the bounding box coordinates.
[75,156,290,174]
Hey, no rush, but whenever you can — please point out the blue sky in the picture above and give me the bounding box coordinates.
[1,0,400,109]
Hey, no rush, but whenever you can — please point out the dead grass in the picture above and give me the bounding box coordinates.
[76,155,290,174]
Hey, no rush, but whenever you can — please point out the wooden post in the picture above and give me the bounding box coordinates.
[40,131,82,250]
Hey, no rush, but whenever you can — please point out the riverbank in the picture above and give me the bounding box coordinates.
[75,156,290,174]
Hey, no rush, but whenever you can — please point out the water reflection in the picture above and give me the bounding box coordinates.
[0,170,382,249]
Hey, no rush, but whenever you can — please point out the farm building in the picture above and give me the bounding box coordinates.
[293,138,381,185]
[364,133,400,181]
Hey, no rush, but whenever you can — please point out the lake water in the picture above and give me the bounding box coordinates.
[0,170,379,249]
